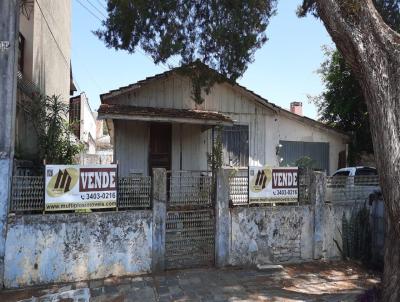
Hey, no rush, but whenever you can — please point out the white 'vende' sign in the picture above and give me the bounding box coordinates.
[249,166,298,203]
[45,164,117,211]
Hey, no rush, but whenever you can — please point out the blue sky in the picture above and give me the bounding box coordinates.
[71,0,333,119]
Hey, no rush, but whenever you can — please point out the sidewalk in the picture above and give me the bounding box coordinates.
[0,261,380,302]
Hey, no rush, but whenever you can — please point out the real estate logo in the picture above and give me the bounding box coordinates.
[250,167,272,192]
[46,167,79,197]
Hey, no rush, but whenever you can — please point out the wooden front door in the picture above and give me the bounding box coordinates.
[149,123,172,173]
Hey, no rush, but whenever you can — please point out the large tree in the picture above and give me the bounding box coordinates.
[315,48,373,164]
[301,3,400,299]
[98,0,400,299]
[310,1,400,165]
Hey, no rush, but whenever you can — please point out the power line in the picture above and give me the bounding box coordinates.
[86,0,107,19]
[35,0,70,67]
[94,0,107,11]
[75,0,103,22]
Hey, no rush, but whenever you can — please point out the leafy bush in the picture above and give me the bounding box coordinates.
[23,94,83,164]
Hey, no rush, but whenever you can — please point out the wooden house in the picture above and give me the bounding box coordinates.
[98,63,349,176]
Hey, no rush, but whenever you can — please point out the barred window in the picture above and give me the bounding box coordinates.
[221,125,249,167]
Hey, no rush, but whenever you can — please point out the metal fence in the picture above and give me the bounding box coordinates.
[10,175,152,213]
[228,169,248,205]
[11,176,44,212]
[167,171,213,208]
[118,176,152,208]
[325,175,380,203]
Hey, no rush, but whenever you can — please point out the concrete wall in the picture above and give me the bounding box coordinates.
[230,206,314,266]
[4,211,152,288]
[321,201,366,259]
[229,202,368,266]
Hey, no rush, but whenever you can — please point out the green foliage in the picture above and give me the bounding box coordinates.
[23,94,84,164]
[96,0,277,101]
[373,0,400,32]
[334,205,372,264]
[294,156,317,169]
[313,48,373,164]
[207,127,223,172]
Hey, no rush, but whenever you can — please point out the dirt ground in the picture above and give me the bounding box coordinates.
[0,261,381,302]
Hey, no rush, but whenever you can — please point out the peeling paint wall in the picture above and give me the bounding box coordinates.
[322,201,366,259]
[230,206,314,266]
[4,211,152,288]
[230,202,367,266]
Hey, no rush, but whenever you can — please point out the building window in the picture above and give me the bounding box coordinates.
[221,125,249,167]
[69,98,81,139]
[279,140,330,173]
[18,33,25,73]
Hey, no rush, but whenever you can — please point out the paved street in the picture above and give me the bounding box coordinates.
[0,261,380,302]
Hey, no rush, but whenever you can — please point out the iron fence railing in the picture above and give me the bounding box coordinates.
[326,175,380,203]
[10,175,152,213]
[117,176,152,208]
[11,176,44,212]
[228,169,248,205]
[167,171,213,208]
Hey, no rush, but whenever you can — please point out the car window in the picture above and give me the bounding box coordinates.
[355,168,377,176]
[333,171,350,177]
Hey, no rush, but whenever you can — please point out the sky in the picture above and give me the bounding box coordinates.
[71,0,334,119]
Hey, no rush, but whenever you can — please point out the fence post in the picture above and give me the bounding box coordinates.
[215,168,230,267]
[152,168,166,272]
[310,171,326,260]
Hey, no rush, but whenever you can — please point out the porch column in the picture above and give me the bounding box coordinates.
[152,168,167,272]
[0,0,19,287]
[310,171,326,260]
[215,168,231,267]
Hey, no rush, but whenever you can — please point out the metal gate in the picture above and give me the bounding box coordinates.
[166,171,215,269]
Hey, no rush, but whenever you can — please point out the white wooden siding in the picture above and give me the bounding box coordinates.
[109,73,347,174]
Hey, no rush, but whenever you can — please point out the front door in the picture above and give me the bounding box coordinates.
[149,123,172,174]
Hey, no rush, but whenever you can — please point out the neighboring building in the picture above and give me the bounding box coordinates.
[70,93,114,164]
[70,93,96,155]
[98,63,349,176]
[15,0,74,161]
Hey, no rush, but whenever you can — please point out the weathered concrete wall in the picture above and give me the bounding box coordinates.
[4,211,152,288]
[322,201,366,259]
[0,0,19,288]
[230,202,367,266]
[230,206,314,266]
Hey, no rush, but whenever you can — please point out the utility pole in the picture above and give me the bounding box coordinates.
[0,0,19,286]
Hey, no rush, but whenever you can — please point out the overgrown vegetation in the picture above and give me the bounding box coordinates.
[207,127,223,172]
[334,205,372,264]
[312,48,373,164]
[23,94,83,164]
[294,156,317,170]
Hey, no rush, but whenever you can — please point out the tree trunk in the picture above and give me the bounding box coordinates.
[384,216,400,300]
[314,1,400,300]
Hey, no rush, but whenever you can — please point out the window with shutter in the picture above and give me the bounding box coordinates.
[221,125,249,167]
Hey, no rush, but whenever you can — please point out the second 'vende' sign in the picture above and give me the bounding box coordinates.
[45,164,117,211]
[249,166,298,203]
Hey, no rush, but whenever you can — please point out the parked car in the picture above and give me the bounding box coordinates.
[326,167,379,202]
